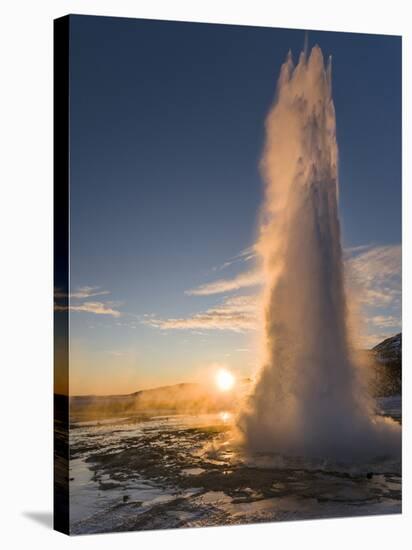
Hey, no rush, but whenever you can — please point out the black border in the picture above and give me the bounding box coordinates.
[53,14,70,536]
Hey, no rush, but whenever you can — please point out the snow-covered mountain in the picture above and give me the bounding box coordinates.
[368,333,402,397]
[372,333,401,364]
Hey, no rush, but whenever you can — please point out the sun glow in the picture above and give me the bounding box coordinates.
[219,411,233,423]
[216,369,235,392]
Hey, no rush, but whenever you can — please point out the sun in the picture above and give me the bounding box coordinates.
[215,369,235,392]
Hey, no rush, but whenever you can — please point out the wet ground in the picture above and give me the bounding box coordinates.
[69,397,401,534]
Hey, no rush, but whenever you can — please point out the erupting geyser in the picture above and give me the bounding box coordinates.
[239,46,400,460]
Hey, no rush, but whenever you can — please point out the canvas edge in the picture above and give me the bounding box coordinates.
[53,14,70,536]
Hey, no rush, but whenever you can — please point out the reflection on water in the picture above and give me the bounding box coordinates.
[69,397,401,535]
[219,411,232,424]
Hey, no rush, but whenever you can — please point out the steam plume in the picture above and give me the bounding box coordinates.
[239,46,400,459]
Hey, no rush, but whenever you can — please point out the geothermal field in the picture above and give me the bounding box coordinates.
[67,394,400,534]
[61,46,401,534]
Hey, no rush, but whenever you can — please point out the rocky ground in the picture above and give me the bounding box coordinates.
[69,399,401,535]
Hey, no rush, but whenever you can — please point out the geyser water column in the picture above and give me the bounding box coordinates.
[239,46,400,460]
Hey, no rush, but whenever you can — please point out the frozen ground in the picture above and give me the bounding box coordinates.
[69,397,401,534]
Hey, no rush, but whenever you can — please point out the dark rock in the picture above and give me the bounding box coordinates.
[364,333,402,397]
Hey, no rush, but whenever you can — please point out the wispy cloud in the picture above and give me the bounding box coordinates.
[54,301,122,317]
[186,269,262,296]
[212,245,257,272]
[345,244,401,347]
[54,285,122,317]
[343,244,375,257]
[144,294,259,332]
[356,333,390,349]
[369,315,401,329]
[187,243,401,303]
[345,244,401,308]
[172,243,401,337]
[54,286,111,299]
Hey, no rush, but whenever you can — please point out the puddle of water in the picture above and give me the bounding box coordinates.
[182,468,205,476]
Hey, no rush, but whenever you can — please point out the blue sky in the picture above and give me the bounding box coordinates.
[63,15,401,395]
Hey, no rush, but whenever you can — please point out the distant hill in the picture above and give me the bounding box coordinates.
[70,380,251,421]
[69,334,402,420]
